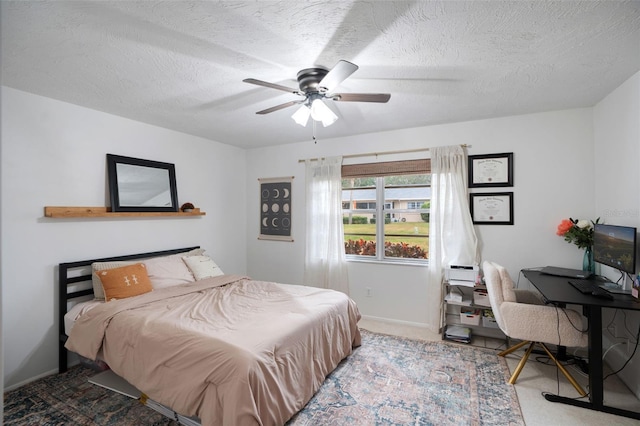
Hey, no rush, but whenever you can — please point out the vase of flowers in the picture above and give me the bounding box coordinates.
[556,217,599,274]
[582,246,594,274]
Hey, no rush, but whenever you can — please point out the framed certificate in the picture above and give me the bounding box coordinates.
[470,192,514,225]
[468,153,513,187]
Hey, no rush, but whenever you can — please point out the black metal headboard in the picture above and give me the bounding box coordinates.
[58,246,200,373]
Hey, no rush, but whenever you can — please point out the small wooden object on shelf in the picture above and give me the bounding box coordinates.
[44,206,206,218]
[180,202,195,212]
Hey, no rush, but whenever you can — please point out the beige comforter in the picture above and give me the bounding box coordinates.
[66,275,361,426]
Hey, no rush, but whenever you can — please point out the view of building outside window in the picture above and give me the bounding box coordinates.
[342,174,430,260]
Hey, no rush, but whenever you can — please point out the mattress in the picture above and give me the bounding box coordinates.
[64,300,102,335]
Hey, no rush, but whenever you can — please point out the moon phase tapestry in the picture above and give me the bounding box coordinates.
[259,177,293,241]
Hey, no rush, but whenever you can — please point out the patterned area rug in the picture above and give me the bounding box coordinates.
[288,330,523,425]
[4,330,523,425]
[4,365,175,426]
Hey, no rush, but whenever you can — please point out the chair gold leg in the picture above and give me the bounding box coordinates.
[498,340,530,357]
[539,343,587,397]
[508,341,536,384]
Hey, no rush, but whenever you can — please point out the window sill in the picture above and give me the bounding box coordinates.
[346,257,429,267]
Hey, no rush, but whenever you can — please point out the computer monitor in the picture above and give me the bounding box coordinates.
[593,223,637,275]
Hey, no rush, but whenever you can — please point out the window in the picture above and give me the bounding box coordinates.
[356,202,376,209]
[342,159,431,262]
[407,201,426,209]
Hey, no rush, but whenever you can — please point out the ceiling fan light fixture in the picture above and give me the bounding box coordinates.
[245,60,389,129]
[320,113,338,127]
[310,98,338,127]
[291,105,311,126]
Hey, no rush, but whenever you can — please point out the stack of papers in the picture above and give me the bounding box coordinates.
[444,289,472,306]
[445,325,472,344]
[444,287,464,303]
[447,279,476,287]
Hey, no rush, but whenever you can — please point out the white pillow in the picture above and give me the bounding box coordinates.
[142,248,205,289]
[91,261,137,300]
[143,254,192,289]
[182,255,224,281]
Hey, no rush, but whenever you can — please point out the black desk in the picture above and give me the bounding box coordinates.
[522,269,640,420]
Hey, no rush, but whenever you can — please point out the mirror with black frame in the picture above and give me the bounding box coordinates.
[107,154,179,212]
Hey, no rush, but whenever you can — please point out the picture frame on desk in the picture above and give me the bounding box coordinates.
[470,192,514,225]
[468,152,513,187]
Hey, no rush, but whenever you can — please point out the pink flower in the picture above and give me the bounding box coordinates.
[556,219,573,236]
[556,217,600,249]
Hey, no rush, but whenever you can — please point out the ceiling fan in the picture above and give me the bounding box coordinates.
[243,60,391,127]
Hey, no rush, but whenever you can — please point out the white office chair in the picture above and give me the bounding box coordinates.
[483,261,588,396]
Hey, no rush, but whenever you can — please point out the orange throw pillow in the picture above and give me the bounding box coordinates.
[96,263,153,301]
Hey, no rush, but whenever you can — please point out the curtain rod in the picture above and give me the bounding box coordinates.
[297,144,471,163]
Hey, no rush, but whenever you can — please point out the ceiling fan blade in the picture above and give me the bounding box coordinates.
[318,60,359,91]
[243,78,300,94]
[332,93,391,103]
[256,100,303,115]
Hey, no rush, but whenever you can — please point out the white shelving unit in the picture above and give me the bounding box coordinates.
[442,266,505,343]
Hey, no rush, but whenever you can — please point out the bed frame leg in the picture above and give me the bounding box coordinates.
[59,336,68,373]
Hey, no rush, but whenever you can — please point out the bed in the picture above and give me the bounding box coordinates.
[59,246,361,425]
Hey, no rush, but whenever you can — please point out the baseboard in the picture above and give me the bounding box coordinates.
[5,356,83,393]
[360,315,437,333]
[4,367,58,392]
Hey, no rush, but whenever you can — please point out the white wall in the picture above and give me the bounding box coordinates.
[246,108,595,327]
[593,70,640,396]
[1,87,248,389]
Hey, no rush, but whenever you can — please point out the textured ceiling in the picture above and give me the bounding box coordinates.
[2,1,639,149]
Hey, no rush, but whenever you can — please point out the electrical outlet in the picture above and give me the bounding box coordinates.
[366,287,372,297]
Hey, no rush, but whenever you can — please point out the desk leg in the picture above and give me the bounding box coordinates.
[587,305,603,409]
[547,305,604,408]
[544,304,602,407]
[544,305,640,420]
[555,346,568,361]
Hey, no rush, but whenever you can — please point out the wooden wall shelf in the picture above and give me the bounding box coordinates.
[44,206,206,218]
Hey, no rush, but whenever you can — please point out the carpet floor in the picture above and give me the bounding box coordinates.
[4,330,523,425]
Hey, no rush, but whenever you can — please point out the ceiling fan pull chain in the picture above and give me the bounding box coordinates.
[313,119,317,144]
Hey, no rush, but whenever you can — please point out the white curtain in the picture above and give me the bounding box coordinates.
[304,156,350,294]
[427,145,479,331]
